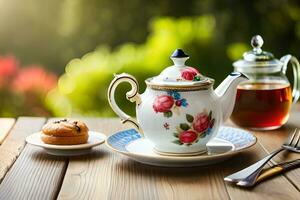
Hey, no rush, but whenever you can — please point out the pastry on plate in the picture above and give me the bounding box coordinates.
[41,119,89,145]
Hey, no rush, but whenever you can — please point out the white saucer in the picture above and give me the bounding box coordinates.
[106,126,257,167]
[26,131,106,156]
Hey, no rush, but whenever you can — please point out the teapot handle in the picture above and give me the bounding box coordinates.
[108,73,143,134]
[281,55,300,103]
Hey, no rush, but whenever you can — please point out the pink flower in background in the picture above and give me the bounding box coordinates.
[153,95,174,113]
[192,112,210,133]
[0,55,19,86]
[0,54,57,116]
[181,67,199,80]
[12,66,57,94]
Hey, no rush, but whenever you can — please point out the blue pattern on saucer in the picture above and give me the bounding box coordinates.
[107,129,141,152]
[216,127,256,150]
[107,127,256,152]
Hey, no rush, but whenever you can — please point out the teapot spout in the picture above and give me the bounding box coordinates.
[215,72,248,122]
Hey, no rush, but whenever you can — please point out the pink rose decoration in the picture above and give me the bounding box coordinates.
[179,130,198,144]
[192,112,210,133]
[153,95,174,113]
[181,67,199,80]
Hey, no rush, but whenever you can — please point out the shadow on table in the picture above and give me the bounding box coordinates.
[112,148,258,181]
[29,145,110,161]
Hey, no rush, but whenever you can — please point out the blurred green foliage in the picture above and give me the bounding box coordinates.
[46,14,299,117]
[1,0,299,74]
[46,16,217,116]
[0,0,299,116]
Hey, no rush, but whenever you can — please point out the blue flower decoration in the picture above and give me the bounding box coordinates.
[167,91,173,96]
[181,99,188,107]
[167,91,181,100]
[166,91,188,108]
[173,91,181,100]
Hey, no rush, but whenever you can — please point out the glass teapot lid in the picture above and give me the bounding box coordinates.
[233,35,283,73]
[146,49,213,90]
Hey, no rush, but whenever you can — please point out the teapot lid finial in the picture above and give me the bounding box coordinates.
[243,34,274,62]
[146,48,212,89]
[251,35,263,54]
[170,49,189,66]
[233,35,283,73]
[171,49,189,58]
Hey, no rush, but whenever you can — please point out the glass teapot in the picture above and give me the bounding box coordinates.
[231,35,300,130]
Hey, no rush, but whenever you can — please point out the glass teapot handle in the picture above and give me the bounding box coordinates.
[280,55,300,103]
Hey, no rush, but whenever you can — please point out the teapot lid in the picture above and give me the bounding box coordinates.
[145,49,213,91]
[233,35,283,73]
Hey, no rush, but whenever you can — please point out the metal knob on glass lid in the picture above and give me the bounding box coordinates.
[251,35,264,52]
[233,35,283,73]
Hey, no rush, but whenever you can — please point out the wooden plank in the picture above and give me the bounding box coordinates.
[282,103,300,191]
[222,104,300,198]
[59,118,300,200]
[0,146,67,200]
[57,118,130,200]
[257,131,300,191]
[247,107,300,190]
[0,117,68,200]
[1,116,299,199]
[58,118,229,200]
[225,105,300,190]
[0,118,15,144]
[222,142,300,200]
[0,117,45,181]
[58,119,228,200]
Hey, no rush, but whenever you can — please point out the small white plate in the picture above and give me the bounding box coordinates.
[26,131,106,156]
[106,126,257,167]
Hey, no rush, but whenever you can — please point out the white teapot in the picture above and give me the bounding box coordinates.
[108,49,248,156]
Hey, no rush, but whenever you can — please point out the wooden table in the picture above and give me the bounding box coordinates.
[0,108,299,200]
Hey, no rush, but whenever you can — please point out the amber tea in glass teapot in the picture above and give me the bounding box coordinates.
[231,35,300,130]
